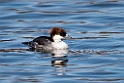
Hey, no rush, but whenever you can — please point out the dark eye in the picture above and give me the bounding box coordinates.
[60,32,66,37]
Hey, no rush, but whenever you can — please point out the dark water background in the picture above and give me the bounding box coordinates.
[0,0,124,83]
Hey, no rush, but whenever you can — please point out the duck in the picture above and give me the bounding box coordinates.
[22,27,70,51]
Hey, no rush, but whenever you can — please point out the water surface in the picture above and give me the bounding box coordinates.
[0,0,124,83]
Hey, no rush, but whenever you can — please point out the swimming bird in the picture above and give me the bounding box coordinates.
[22,27,70,51]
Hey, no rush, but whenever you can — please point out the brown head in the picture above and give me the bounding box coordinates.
[50,27,67,38]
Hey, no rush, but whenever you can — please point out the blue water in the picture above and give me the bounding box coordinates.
[0,0,124,83]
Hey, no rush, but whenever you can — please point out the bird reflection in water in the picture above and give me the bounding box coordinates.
[51,49,68,75]
[29,48,68,75]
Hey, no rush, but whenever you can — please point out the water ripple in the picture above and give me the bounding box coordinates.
[0,0,124,83]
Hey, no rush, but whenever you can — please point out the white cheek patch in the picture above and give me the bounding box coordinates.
[53,35,64,42]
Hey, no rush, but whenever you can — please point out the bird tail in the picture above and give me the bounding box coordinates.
[22,41,38,49]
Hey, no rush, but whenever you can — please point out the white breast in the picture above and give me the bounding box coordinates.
[52,41,68,50]
[52,35,68,50]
